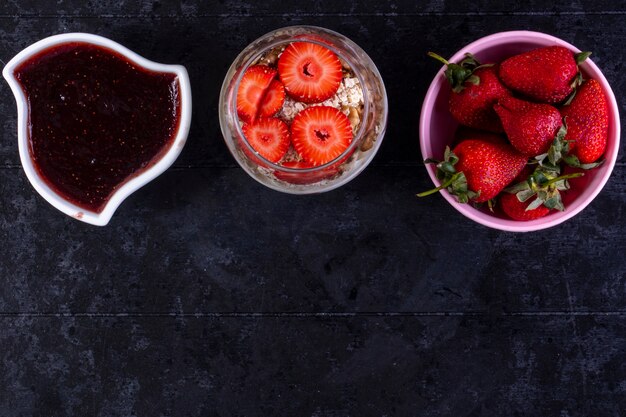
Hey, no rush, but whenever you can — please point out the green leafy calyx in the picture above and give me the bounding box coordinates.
[504,166,584,212]
[534,117,604,170]
[418,146,479,203]
[427,52,493,93]
[564,51,592,105]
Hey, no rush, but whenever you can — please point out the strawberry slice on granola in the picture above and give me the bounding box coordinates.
[278,42,342,104]
[236,65,277,122]
[291,106,353,166]
[242,117,290,163]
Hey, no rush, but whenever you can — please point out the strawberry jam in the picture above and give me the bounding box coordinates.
[13,42,181,212]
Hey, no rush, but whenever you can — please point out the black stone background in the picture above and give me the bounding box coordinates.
[0,1,625,416]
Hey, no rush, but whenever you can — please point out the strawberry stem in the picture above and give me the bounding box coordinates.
[541,172,584,187]
[428,52,483,93]
[417,172,463,197]
[427,52,450,66]
[419,147,477,203]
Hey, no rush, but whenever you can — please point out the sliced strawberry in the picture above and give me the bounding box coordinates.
[236,65,276,123]
[278,42,342,103]
[274,160,338,184]
[291,106,353,166]
[281,160,312,169]
[258,79,285,118]
[241,118,290,163]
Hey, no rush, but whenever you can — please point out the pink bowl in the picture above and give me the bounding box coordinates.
[419,30,620,232]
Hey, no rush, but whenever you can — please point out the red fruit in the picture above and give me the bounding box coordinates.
[419,137,528,203]
[498,46,589,103]
[241,118,290,163]
[278,42,342,103]
[291,106,353,166]
[500,192,550,221]
[449,65,511,132]
[512,165,535,184]
[236,65,277,122]
[258,79,285,118]
[280,160,313,169]
[453,139,527,202]
[560,79,609,163]
[274,160,338,184]
[494,96,562,157]
[429,52,511,132]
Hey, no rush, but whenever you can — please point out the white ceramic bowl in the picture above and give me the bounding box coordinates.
[420,31,620,232]
[3,33,192,226]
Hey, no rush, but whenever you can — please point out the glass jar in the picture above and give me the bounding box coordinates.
[219,25,388,194]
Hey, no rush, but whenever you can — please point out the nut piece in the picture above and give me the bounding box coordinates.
[348,107,360,134]
[360,131,377,152]
[259,46,283,66]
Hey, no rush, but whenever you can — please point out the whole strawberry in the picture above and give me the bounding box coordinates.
[494,96,563,157]
[498,46,591,103]
[455,139,528,202]
[500,192,550,221]
[429,52,511,132]
[418,138,527,203]
[500,166,584,220]
[560,79,609,164]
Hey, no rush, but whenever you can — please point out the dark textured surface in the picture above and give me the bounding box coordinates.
[0,1,625,416]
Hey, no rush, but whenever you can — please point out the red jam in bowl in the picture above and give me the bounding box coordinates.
[13,42,181,212]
